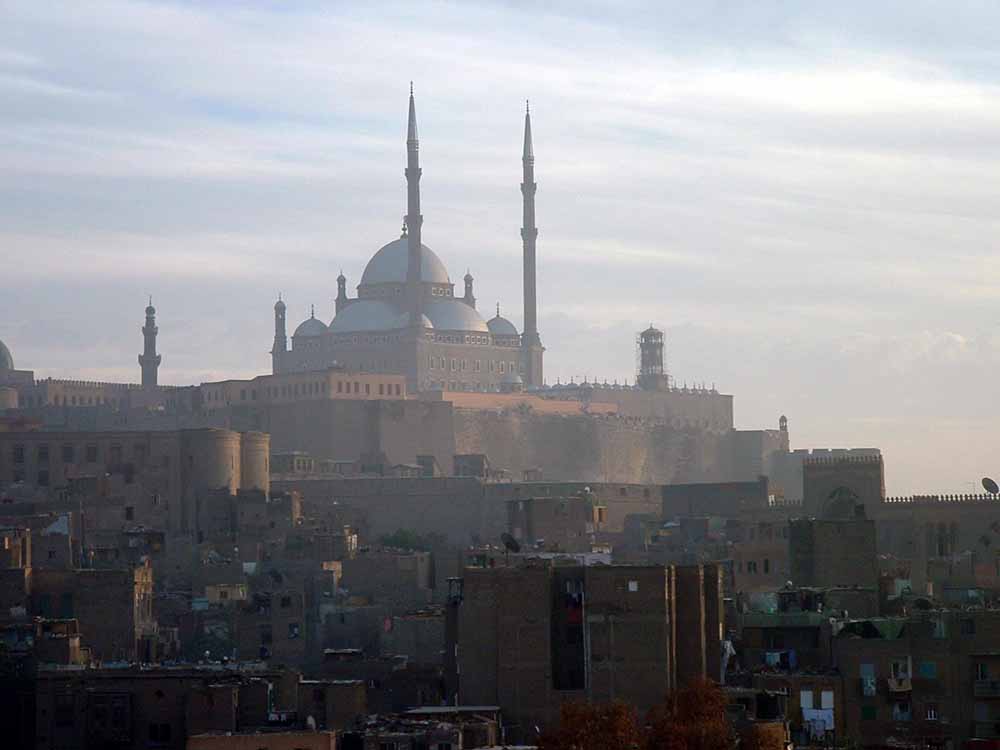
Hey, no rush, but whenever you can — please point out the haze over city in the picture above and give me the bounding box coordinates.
[3,0,1000,495]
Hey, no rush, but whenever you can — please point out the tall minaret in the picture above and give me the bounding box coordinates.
[271,295,287,375]
[139,297,161,387]
[521,101,544,387]
[405,82,424,325]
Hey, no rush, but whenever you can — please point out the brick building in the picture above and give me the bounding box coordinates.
[448,559,723,741]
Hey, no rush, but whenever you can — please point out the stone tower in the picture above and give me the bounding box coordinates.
[405,83,424,326]
[138,297,161,387]
[521,101,544,387]
[271,295,287,374]
[335,271,348,314]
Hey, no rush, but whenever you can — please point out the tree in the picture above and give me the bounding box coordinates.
[645,680,732,750]
[539,700,642,750]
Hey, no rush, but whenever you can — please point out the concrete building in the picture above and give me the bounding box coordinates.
[833,610,1000,749]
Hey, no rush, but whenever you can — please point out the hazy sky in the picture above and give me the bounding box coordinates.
[2,1,999,495]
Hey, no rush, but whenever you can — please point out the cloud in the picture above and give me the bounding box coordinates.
[1,0,999,495]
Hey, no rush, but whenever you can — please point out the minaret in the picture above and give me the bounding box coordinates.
[463,269,476,308]
[271,295,287,375]
[521,101,544,386]
[335,271,348,314]
[139,297,161,387]
[405,82,424,325]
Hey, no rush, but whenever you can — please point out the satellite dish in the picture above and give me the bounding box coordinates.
[501,533,521,553]
[984,477,999,495]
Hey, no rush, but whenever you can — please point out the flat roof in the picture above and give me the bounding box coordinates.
[404,705,501,715]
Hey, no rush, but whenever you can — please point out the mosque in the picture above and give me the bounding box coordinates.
[270,87,544,393]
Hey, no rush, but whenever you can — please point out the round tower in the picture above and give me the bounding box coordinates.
[637,325,669,391]
[240,431,271,494]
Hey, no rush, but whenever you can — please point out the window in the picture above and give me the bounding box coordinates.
[125,506,134,521]
[219,589,229,600]
[747,561,757,574]
[61,445,74,463]
[365,384,370,395]
[37,470,49,487]
[54,692,74,727]
[59,592,73,618]
[962,618,976,635]
[976,663,990,681]
[354,382,360,394]
[48,550,56,560]
[281,595,292,608]
[861,706,877,721]
[628,580,639,592]
[926,704,939,721]
[260,625,273,645]
[288,622,300,639]
[395,384,401,396]
[12,444,24,464]
[918,661,937,679]
[821,690,834,709]
[38,444,50,463]
[891,659,910,679]
[800,690,814,710]
[764,558,771,574]
[86,445,98,463]
[149,722,172,744]
[379,384,385,395]
[892,702,912,722]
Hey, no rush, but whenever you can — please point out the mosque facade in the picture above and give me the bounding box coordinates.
[270,89,544,393]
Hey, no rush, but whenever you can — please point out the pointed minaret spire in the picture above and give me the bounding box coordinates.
[139,298,161,387]
[405,83,423,325]
[271,294,287,373]
[523,100,534,160]
[521,100,543,387]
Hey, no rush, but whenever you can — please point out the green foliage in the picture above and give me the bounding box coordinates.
[377,528,447,551]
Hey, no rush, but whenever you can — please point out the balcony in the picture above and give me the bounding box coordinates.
[974,721,1000,739]
[888,678,912,693]
[975,680,1000,698]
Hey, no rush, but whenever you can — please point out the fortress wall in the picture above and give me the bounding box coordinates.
[453,409,734,485]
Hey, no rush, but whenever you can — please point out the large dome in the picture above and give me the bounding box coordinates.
[487,314,518,337]
[425,299,489,332]
[0,340,12,370]
[360,238,451,286]
[293,316,328,337]
[329,300,412,333]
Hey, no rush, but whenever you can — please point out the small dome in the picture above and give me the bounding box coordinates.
[329,300,409,333]
[293,316,328,337]
[424,299,489,332]
[360,238,451,286]
[488,314,518,337]
[0,340,12,370]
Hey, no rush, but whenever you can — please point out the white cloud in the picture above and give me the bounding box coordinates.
[1,0,999,494]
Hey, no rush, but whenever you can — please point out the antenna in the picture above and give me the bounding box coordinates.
[984,477,999,496]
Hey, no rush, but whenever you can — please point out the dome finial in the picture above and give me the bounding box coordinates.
[401,218,408,238]
[496,301,500,317]
[410,80,414,96]
[148,294,153,307]
[278,292,282,302]
[310,304,315,319]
